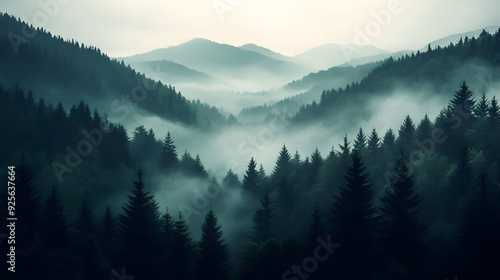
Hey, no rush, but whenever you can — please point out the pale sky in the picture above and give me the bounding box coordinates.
[1,0,499,57]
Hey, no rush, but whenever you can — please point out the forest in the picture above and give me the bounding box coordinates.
[1,9,500,280]
[1,79,500,279]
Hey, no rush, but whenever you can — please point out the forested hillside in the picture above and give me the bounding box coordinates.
[1,79,499,279]
[0,13,228,128]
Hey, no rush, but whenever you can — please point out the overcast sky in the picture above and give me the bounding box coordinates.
[1,0,499,57]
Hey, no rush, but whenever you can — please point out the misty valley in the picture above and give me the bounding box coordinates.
[1,11,500,280]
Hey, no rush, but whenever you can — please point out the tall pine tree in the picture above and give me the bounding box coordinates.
[197,210,229,280]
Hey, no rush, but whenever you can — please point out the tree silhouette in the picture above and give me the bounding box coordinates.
[330,151,377,279]
[197,210,229,280]
[252,192,275,243]
[117,168,162,278]
[381,157,427,278]
[161,132,178,171]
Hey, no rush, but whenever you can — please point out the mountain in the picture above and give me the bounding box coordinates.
[127,59,213,84]
[119,38,301,77]
[0,13,228,128]
[421,26,500,50]
[292,43,389,71]
[293,29,500,130]
[238,43,290,61]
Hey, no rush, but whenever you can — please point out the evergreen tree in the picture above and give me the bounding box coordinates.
[330,152,377,279]
[474,92,489,119]
[457,173,500,279]
[449,81,476,118]
[161,132,178,170]
[416,114,433,140]
[117,168,162,278]
[381,157,427,278]
[242,157,260,197]
[338,134,351,170]
[171,212,196,280]
[197,210,229,280]
[489,95,500,125]
[272,145,291,184]
[306,148,323,189]
[252,192,275,243]
[367,129,381,155]
[353,127,367,152]
[222,169,241,189]
[397,115,416,152]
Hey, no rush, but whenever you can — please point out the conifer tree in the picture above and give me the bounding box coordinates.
[450,81,476,118]
[117,168,162,278]
[489,95,500,125]
[306,148,323,189]
[243,157,260,197]
[338,134,351,170]
[330,152,377,279]
[272,145,291,184]
[197,210,229,280]
[161,132,178,170]
[446,147,472,222]
[381,157,427,278]
[398,115,416,152]
[353,127,367,152]
[474,92,489,119]
[252,192,275,243]
[306,205,324,246]
[367,129,381,155]
[171,212,196,280]
[416,114,433,140]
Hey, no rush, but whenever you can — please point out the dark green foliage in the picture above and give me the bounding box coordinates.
[397,115,416,153]
[474,92,489,119]
[381,158,427,278]
[330,152,377,279]
[252,192,275,243]
[354,127,367,152]
[197,210,229,280]
[171,212,196,280]
[99,206,116,256]
[449,81,476,118]
[457,173,500,279]
[116,168,162,278]
[272,145,291,183]
[41,185,69,248]
[161,132,179,171]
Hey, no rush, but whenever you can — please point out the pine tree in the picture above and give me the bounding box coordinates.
[338,134,351,170]
[171,212,196,280]
[367,129,381,155]
[252,192,275,243]
[489,95,500,125]
[353,127,367,152]
[194,154,208,177]
[330,151,377,279]
[449,81,476,118]
[416,114,433,140]
[197,210,229,280]
[457,173,500,279]
[306,148,323,189]
[117,168,162,278]
[272,145,291,184]
[474,92,489,119]
[381,157,427,278]
[243,157,260,197]
[161,132,178,171]
[397,115,416,152]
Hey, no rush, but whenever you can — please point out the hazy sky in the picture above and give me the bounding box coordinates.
[1,0,499,57]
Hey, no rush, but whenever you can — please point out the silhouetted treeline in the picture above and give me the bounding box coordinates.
[2,81,500,279]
